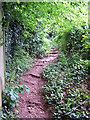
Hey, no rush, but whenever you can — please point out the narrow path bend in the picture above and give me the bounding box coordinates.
[17,50,60,118]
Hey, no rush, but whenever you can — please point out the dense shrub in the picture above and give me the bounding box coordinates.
[58,26,86,53]
[81,36,90,60]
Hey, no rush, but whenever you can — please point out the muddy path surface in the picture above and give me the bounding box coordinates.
[17,50,60,118]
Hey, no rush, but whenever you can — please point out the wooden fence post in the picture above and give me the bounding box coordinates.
[0,2,5,110]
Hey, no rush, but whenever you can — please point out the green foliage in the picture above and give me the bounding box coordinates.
[56,2,88,55]
[2,2,53,58]
[59,26,84,53]
[0,48,32,118]
[1,84,30,119]
[1,2,54,118]
[42,53,89,119]
[1,1,89,119]
[81,35,90,60]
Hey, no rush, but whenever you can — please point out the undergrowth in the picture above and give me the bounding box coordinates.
[42,53,90,119]
[0,49,31,119]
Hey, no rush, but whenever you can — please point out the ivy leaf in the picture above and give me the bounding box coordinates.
[16,103,19,107]
[86,95,89,98]
[26,88,30,93]
[12,103,15,108]
[25,85,30,93]
[11,94,16,101]
[21,88,24,94]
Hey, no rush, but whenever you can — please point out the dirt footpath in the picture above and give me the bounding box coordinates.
[17,50,60,118]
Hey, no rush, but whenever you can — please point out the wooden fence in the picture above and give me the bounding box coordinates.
[0,3,5,109]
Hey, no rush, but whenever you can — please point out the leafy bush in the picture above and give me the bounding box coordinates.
[81,35,90,60]
[58,26,85,53]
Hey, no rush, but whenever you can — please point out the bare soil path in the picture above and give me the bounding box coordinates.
[17,49,60,118]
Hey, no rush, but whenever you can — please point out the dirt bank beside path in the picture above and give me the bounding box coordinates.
[17,49,60,118]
